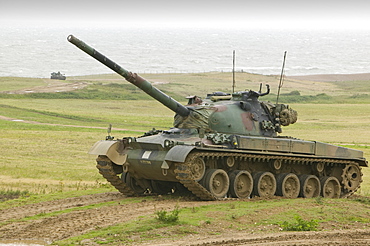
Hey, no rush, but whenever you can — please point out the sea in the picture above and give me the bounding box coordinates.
[1,24,370,78]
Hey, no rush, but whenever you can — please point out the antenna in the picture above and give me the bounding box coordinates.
[232,50,235,93]
[276,51,287,104]
[106,124,114,140]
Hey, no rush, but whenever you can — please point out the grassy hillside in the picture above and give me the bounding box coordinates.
[1,72,370,103]
[0,72,369,195]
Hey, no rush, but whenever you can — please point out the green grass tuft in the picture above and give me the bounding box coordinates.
[0,189,30,202]
[280,215,319,231]
[155,206,180,223]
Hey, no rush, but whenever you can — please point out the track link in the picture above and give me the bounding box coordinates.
[96,155,136,197]
[174,151,362,201]
[175,153,217,201]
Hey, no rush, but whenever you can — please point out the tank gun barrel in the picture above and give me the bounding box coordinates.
[67,35,190,117]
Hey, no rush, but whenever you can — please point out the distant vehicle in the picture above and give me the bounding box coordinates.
[50,71,66,80]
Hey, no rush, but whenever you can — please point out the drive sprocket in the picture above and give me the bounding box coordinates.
[341,163,362,192]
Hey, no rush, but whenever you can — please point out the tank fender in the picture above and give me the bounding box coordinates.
[88,140,127,165]
[165,145,196,162]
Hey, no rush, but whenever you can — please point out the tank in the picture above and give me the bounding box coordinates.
[50,71,66,80]
[68,35,368,200]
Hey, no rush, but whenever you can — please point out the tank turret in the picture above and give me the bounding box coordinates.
[69,35,366,201]
[68,35,296,138]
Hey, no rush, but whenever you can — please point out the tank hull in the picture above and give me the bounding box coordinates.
[92,132,366,200]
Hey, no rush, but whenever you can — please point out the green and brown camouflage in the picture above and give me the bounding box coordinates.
[69,35,367,200]
[67,35,295,137]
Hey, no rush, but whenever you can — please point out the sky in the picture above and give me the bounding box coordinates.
[1,0,370,30]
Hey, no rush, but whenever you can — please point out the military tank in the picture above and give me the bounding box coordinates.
[50,71,66,80]
[68,35,367,200]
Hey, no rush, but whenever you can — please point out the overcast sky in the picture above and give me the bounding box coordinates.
[1,0,370,29]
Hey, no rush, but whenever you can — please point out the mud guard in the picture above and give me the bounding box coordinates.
[165,145,196,162]
[89,140,127,165]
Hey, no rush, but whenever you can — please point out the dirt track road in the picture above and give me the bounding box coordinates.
[0,193,217,244]
[1,192,370,245]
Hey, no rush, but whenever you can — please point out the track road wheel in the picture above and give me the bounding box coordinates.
[320,176,340,198]
[121,172,128,183]
[299,174,321,198]
[253,172,276,198]
[201,169,229,199]
[276,173,300,198]
[151,180,174,195]
[123,172,146,195]
[173,182,192,196]
[228,170,253,198]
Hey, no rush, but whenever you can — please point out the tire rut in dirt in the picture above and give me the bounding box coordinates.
[0,192,125,221]
[171,229,370,246]
[0,199,212,242]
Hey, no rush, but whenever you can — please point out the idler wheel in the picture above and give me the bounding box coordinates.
[341,164,362,191]
[299,174,321,198]
[228,170,253,198]
[320,176,340,198]
[253,172,276,198]
[276,173,300,198]
[201,169,229,198]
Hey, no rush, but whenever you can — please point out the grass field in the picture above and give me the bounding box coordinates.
[0,72,369,195]
[0,72,369,245]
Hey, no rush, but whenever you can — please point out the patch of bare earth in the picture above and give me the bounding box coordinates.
[1,78,167,95]
[1,79,89,94]
[146,229,370,246]
[0,193,218,244]
[0,193,369,245]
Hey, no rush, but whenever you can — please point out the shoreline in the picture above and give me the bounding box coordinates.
[1,72,370,83]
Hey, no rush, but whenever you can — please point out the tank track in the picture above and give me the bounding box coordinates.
[96,155,136,197]
[174,152,218,201]
[96,152,362,200]
[174,151,362,201]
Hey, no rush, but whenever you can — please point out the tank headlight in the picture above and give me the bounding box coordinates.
[164,139,174,148]
[127,137,136,143]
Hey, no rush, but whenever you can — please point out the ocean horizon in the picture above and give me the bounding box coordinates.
[1,25,370,78]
